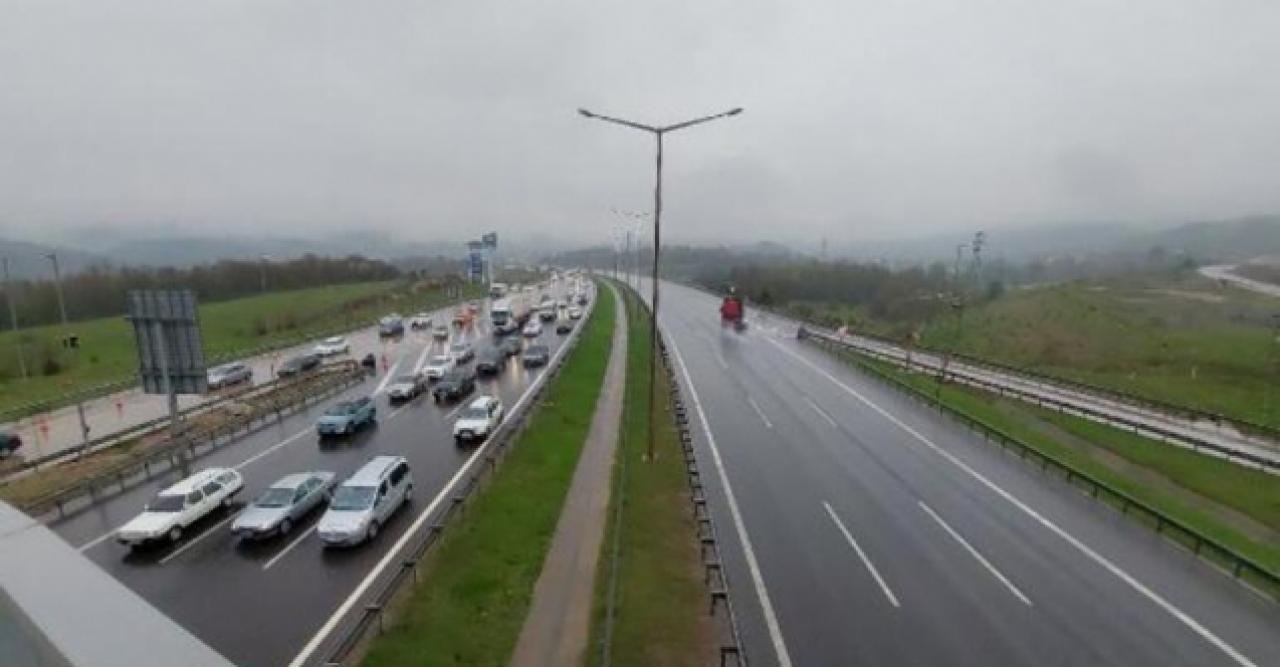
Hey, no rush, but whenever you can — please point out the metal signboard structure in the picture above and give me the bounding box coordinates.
[126,290,207,397]
[467,241,486,283]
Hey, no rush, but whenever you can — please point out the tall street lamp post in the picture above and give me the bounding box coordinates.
[579,106,742,460]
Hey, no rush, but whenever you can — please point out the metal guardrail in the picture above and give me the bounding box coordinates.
[6,362,368,520]
[315,284,599,667]
[802,332,1280,602]
[800,327,1280,473]
[0,281,472,425]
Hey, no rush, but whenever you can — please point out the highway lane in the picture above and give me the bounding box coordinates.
[48,278,591,667]
[645,278,1279,666]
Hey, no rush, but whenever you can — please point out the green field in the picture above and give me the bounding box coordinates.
[361,282,615,667]
[0,280,475,416]
[587,283,713,667]
[848,353,1280,574]
[804,273,1280,429]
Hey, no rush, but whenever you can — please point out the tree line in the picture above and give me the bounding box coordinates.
[2,254,401,329]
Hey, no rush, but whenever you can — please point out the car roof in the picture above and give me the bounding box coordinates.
[162,468,234,494]
[467,395,497,409]
[269,472,318,489]
[345,456,407,486]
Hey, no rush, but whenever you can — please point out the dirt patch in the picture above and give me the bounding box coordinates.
[992,401,1280,548]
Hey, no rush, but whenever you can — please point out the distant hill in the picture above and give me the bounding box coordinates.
[0,238,112,280]
[1145,216,1280,262]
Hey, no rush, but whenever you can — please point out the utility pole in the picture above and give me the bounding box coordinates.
[2,258,27,380]
[259,254,270,293]
[1267,313,1280,427]
[47,253,91,451]
[580,106,743,460]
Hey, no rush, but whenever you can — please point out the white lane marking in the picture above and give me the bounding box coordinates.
[373,360,402,395]
[769,338,1260,667]
[262,524,318,571]
[413,345,432,374]
[159,513,237,566]
[715,349,729,370]
[77,529,120,552]
[444,403,465,420]
[235,427,312,471]
[804,396,838,428]
[668,337,794,667]
[822,501,901,608]
[287,293,591,667]
[746,395,773,429]
[918,501,1032,606]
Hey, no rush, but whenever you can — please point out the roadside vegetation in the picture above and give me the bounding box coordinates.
[360,283,615,667]
[587,282,713,667]
[0,280,479,417]
[845,353,1280,574]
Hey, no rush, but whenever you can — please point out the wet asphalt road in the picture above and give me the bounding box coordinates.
[643,278,1279,667]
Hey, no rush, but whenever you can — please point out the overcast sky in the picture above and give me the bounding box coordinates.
[2,0,1279,249]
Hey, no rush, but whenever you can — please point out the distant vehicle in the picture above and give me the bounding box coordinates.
[318,456,413,547]
[360,353,377,370]
[207,362,252,390]
[522,345,550,367]
[522,320,543,337]
[0,431,22,458]
[492,321,518,337]
[432,368,477,403]
[453,395,505,444]
[313,336,350,356]
[408,313,432,330]
[231,471,336,540]
[489,282,508,298]
[567,306,583,320]
[386,372,428,401]
[555,319,573,335]
[449,342,475,363]
[317,397,376,436]
[277,353,321,378]
[498,337,522,357]
[431,325,450,341]
[538,308,556,322]
[424,354,456,380]
[577,294,589,306]
[116,469,244,546]
[490,293,531,329]
[379,314,405,338]
[452,308,470,326]
[475,350,507,375]
[720,287,747,332]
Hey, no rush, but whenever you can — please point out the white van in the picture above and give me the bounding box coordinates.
[317,456,413,547]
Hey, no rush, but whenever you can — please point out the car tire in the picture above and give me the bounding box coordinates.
[405,485,413,502]
[168,526,183,542]
[221,495,233,509]
[367,520,380,541]
[279,518,292,536]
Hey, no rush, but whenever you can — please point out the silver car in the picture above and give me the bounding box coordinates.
[318,456,413,547]
[207,362,252,390]
[231,471,336,539]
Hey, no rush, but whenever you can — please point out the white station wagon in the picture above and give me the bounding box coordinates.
[116,468,244,547]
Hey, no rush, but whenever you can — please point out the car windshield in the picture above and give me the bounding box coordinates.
[329,486,376,511]
[430,355,450,365]
[395,375,418,384]
[462,406,489,420]
[325,402,354,416]
[146,493,185,512]
[254,487,296,508]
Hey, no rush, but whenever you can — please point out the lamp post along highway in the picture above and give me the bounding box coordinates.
[2,258,27,380]
[579,106,742,460]
[47,253,92,452]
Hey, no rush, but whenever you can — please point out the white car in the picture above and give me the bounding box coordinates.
[522,320,543,337]
[116,468,244,546]
[453,395,505,443]
[313,336,350,356]
[423,354,456,380]
[567,306,583,320]
[408,312,432,330]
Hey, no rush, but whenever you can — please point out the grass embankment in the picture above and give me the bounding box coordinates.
[846,352,1280,574]
[799,274,1280,429]
[361,282,616,667]
[587,284,713,667]
[0,280,479,416]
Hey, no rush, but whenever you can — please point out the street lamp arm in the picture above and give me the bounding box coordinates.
[660,107,743,133]
[577,108,658,133]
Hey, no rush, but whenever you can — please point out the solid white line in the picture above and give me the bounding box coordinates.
[822,501,901,608]
[413,345,432,374]
[286,291,592,667]
[918,501,1032,606]
[262,524,318,571]
[235,427,312,471]
[373,360,402,395]
[77,529,119,552]
[804,396,838,428]
[746,395,773,429]
[667,337,795,667]
[159,513,237,566]
[444,403,465,420]
[768,338,1259,667]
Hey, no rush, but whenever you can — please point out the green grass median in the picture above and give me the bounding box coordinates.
[587,283,714,667]
[361,282,616,667]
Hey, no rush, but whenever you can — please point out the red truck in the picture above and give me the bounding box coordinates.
[720,290,746,331]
